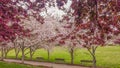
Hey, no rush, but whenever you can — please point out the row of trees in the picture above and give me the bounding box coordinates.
[0,0,120,68]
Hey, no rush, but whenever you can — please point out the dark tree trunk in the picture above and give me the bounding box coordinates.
[88,46,97,68]
[30,46,32,60]
[29,46,36,60]
[4,53,7,59]
[13,42,19,59]
[4,48,8,59]
[15,51,19,59]
[92,46,97,68]
[91,51,96,68]
[47,49,50,61]
[70,48,74,64]
[15,47,20,59]
[21,45,25,63]
[92,54,96,68]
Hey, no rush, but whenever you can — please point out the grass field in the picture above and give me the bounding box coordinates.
[0,61,41,68]
[2,46,120,68]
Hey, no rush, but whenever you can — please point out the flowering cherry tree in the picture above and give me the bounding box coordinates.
[47,0,120,67]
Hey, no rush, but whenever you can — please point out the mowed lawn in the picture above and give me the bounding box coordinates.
[0,61,41,68]
[4,46,120,68]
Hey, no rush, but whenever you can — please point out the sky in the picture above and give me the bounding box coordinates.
[40,0,72,19]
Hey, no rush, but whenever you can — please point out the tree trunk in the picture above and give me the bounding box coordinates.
[88,46,97,68]
[47,49,50,61]
[1,46,4,61]
[70,48,74,64]
[92,46,97,68]
[13,42,19,59]
[30,46,32,60]
[21,45,25,63]
[4,49,8,59]
[14,47,17,59]
[4,53,7,59]
[15,47,20,59]
[15,51,19,59]
[92,54,96,68]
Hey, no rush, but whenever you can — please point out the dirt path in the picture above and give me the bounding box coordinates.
[4,59,90,68]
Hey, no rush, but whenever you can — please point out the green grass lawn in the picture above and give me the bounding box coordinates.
[0,61,41,68]
[3,46,120,68]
